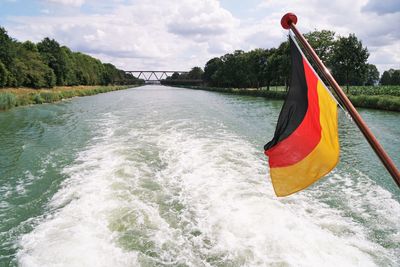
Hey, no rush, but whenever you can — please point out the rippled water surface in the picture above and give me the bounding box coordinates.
[0,85,399,266]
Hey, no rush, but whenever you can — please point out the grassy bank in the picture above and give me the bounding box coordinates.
[348,95,400,111]
[177,85,400,112]
[176,85,288,99]
[0,85,141,111]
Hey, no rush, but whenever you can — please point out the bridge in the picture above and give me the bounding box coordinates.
[125,71,189,83]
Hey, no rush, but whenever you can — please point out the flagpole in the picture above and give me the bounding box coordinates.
[280,13,400,188]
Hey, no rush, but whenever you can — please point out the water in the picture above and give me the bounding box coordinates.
[0,85,399,266]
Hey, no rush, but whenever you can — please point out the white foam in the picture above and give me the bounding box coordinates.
[153,122,396,266]
[17,113,399,266]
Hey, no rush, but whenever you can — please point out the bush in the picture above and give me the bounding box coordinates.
[0,85,136,111]
[0,92,16,110]
[39,91,61,102]
[0,61,8,87]
[33,93,44,104]
[348,85,400,96]
[59,90,75,98]
[15,94,34,106]
[349,95,400,111]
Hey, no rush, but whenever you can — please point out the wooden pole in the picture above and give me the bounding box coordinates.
[280,13,400,188]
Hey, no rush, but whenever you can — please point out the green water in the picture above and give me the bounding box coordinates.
[0,85,399,266]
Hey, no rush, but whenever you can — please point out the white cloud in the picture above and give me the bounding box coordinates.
[45,0,85,7]
[257,0,400,73]
[3,0,399,73]
[167,0,237,38]
[6,0,241,70]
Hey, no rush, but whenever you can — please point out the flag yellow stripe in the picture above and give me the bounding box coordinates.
[270,81,339,196]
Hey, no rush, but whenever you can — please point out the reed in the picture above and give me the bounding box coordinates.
[0,93,17,110]
[0,85,140,111]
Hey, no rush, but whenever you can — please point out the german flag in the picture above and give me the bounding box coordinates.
[264,35,339,197]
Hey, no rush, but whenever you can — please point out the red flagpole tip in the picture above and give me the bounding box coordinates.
[281,13,297,29]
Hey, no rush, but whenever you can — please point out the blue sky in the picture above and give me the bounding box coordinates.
[1,0,399,73]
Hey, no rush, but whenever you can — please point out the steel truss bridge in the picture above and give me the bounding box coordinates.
[125,71,188,82]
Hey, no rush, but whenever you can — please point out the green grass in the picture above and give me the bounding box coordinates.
[0,93,17,110]
[348,85,400,96]
[349,95,400,111]
[181,86,288,99]
[0,85,141,111]
[347,86,400,111]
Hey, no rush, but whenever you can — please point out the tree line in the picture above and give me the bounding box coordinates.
[167,30,400,89]
[0,27,142,88]
[380,69,400,85]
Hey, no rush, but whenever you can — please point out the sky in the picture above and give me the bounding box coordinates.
[0,0,399,74]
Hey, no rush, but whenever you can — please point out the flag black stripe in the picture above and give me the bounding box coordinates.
[264,36,308,151]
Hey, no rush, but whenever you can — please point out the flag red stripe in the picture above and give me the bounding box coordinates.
[266,58,321,167]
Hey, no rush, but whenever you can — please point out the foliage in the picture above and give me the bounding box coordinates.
[163,67,205,86]
[16,41,56,88]
[0,27,16,66]
[201,47,289,89]
[304,30,335,63]
[329,34,369,91]
[37,38,68,86]
[0,92,16,110]
[188,67,204,80]
[380,69,400,85]
[0,85,138,110]
[180,30,389,91]
[365,64,380,86]
[348,85,400,96]
[349,95,400,112]
[0,26,142,89]
[203,58,222,85]
[0,60,8,87]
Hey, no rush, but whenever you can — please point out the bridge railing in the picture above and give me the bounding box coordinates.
[125,71,189,81]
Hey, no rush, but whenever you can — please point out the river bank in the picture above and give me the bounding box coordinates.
[0,85,142,111]
[175,85,400,112]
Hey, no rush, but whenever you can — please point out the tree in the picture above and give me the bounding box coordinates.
[203,57,222,86]
[0,60,8,87]
[216,50,253,88]
[304,30,335,63]
[380,69,400,85]
[61,46,79,86]
[263,48,281,90]
[22,40,37,52]
[38,38,69,86]
[0,27,16,66]
[200,41,289,89]
[188,66,204,80]
[330,34,369,91]
[391,70,400,85]
[103,63,123,85]
[246,48,270,89]
[0,26,139,89]
[15,41,56,88]
[380,70,391,85]
[273,41,290,90]
[365,64,379,85]
[72,52,105,85]
[171,72,180,80]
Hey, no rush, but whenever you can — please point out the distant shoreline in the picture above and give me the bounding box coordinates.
[173,85,400,112]
[0,85,142,111]
[2,84,398,112]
